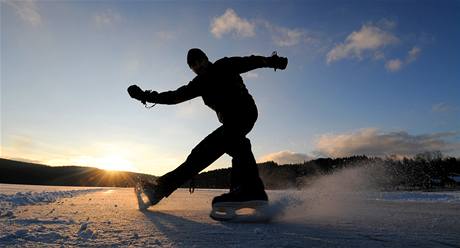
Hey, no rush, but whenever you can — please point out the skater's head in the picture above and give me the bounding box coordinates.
[187,48,210,75]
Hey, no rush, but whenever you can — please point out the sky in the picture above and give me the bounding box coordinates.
[1,0,460,175]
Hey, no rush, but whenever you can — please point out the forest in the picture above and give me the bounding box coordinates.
[192,152,460,190]
[1,152,459,190]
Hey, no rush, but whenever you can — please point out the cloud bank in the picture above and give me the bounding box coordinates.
[260,128,459,163]
[259,151,312,164]
[314,128,459,158]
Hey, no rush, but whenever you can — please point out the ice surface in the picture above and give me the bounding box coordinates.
[0,183,459,247]
[374,191,460,203]
[0,184,100,195]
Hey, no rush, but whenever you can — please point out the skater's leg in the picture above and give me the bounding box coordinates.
[159,126,226,197]
[227,136,265,192]
[212,137,268,207]
[224,105,265,192]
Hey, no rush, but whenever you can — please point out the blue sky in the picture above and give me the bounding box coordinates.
[2,0,459,175]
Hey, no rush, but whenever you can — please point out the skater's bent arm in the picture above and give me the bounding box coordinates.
[148,82,199,105]
[227,56,270,74]
[227,55,287,74]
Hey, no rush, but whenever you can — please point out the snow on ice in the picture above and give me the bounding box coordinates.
[0,188,102,207]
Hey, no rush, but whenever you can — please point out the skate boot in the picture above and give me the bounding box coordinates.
[134,179,166,210]
[210,187,270,222]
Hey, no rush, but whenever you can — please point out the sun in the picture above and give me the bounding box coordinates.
[96,155,137,172]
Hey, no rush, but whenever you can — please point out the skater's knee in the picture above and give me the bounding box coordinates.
[238,137,251,151]
[185,148,201,163]
[186,142,225,165]
[241,137,251,147]
[187,140,212,159]
[226,137,251,156]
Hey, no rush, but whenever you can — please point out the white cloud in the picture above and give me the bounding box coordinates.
[385,58,402,72]
[406,46,421,63]
[259,150,312,164]
[327,20,423,72]
[314,128,460,158]
[210,9,256,38]
[326,24,399,64]
[94,9,121,26]
[385,46,422,72]
[5,0,42,27]
[264,23,307,47]
[432,102,454,113]
[210,9,314,47]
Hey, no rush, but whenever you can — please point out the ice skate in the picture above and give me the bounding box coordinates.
[134,179,165,210]
[210,188,270,222]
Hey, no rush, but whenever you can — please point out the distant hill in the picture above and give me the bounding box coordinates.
[0,158,156,187]
[1,153,459,190]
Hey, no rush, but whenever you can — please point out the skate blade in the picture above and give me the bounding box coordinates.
[210,201,271,223]
[134,185,151,210]
[212,200,268,209]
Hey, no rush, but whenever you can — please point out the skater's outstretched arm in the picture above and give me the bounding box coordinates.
[128,80,200,105]
[226,53,288,74]
[150,82,200,104]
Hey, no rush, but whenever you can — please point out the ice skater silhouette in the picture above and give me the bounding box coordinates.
[128,48,287,219]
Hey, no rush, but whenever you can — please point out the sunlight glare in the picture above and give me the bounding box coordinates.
[75,155,137,172]
[98,155,136,172]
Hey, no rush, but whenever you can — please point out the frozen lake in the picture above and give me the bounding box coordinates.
[0,183,459,247]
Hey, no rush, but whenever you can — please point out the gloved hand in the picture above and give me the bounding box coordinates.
[128,85,159,105]
[127,85,147,104]
[268,52,288,71]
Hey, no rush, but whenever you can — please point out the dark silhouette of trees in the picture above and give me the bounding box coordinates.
[1,152,459,190]
[192,153,460,190]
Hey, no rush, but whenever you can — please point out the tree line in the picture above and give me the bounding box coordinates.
[1,152,459,190]
[192,152,460,190]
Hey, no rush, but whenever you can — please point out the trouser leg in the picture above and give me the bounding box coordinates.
[228,137,265,192]
[225,105,265,192]
[159,126,226,197]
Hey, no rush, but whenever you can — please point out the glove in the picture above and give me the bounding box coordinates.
[128,85,159,105]
[127,85,147,104]
[268,52,288,71]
